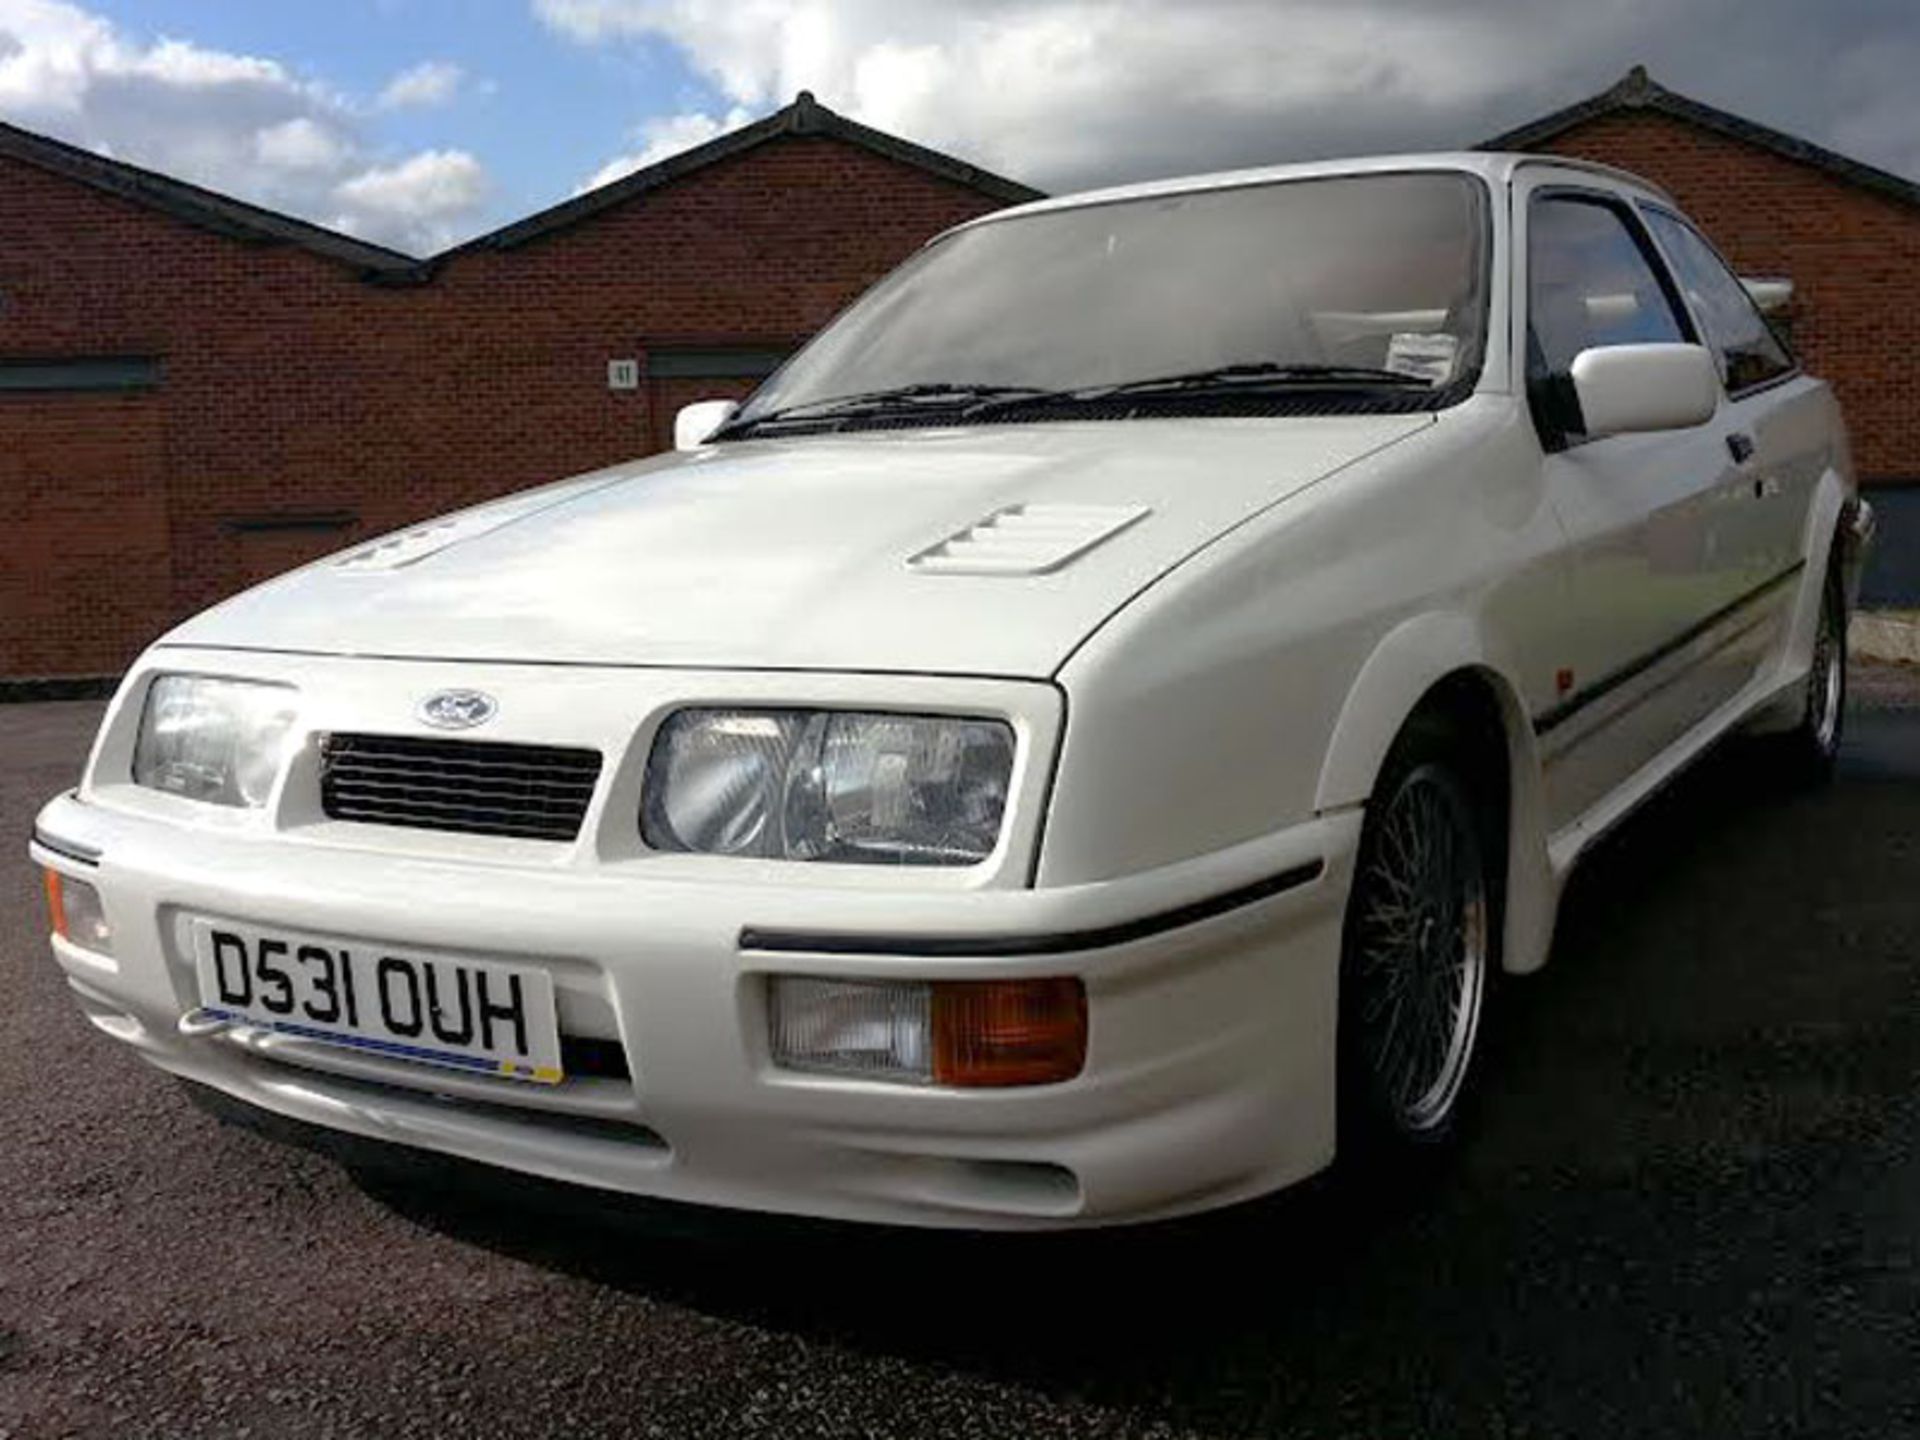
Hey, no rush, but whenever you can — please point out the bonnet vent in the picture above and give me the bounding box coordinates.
[334,513,510,572]
[909,504,1150,576]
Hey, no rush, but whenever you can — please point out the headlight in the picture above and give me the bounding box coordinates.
[133,675,299,809]
[643,709,1014,865]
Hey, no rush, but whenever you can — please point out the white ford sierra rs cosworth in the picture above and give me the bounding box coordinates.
[34,153,1873,1228]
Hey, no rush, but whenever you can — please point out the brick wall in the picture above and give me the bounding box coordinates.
[1,392,170,678]
[0,134,1006,680]
[1526,111,1920,483]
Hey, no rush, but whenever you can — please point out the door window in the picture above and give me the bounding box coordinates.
[1527,195,1692,446]
[1641,208,1796,394]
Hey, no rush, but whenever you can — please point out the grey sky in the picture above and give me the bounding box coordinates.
[537,0,1920,196]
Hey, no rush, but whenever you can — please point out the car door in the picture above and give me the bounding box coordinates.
[1639,204,1817,611]
[1518,179,1755,832]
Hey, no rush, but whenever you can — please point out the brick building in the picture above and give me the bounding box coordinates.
[2,67,1916,687]
[0,93,1035,686]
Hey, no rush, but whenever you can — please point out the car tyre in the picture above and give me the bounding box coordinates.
[1780,556,1847,782]
[1336,715,1498,1170]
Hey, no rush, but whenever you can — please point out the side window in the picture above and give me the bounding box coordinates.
[1642,207,1795,393]
[1527,194,1691,443]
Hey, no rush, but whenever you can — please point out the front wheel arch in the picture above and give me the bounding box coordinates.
[1317,621,1555,975]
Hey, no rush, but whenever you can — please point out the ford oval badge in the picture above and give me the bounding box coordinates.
[418,689,498,730]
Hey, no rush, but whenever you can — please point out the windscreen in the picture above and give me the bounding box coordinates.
[731,170,1490,431]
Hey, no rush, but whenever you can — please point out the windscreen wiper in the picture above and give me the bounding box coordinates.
[713,382,1063,438]
[717,366,1435,438]
[1071,362,1435,399]
[953,362,1438,422]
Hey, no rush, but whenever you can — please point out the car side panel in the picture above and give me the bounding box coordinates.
[1738,377,1839,591]
[1530,424,1757,829]
[1042,398,1562,890]
[1513,175,1757,829]
[1747,442,1857,734]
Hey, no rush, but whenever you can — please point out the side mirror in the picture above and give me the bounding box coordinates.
[1741,276,1793,315]
[674,398,740,451]
[1570,343,1719,439]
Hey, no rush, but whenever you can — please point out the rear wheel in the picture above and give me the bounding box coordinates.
[1783,559,1847,781]
[1338,720,1496,1159]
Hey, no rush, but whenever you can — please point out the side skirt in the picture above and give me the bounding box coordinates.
[1543,630,1813,881]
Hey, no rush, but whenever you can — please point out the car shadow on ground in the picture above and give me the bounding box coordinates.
[300,710,1920,1430]
[340,1141,1431,1423]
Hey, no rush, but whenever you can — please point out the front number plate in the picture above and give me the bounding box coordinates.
[189,919,565,1084]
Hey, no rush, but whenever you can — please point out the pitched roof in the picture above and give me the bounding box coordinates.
[0,92,1041,277]
[1483,65,1920,214]
[448,90,1042,257]
[0,115,418,276]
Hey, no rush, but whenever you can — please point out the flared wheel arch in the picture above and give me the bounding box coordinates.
[1317,623,1555,977]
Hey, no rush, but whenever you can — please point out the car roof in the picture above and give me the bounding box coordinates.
[943,151,1675,236]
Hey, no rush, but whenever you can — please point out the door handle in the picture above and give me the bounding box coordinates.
[1726,431,1756,464]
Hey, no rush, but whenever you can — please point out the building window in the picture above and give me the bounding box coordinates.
[645,346,792,380]
[0,356,161,392]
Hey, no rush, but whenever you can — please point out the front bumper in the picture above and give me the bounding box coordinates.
[32,787,1357,1229]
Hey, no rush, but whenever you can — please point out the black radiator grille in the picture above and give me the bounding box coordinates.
[320,733,603,841]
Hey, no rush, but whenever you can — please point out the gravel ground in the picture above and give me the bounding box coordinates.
[3,667,1918,1439]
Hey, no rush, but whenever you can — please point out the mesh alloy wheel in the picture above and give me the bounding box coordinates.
[1346,759,1491,1139]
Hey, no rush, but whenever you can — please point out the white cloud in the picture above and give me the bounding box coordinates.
[0,0,492,253]
[535,0,1920,197]
[137,35,291,90]
[254,115,348,171]
[377,58,462,110]
[333,148,487,251]
[576,104,753,192]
